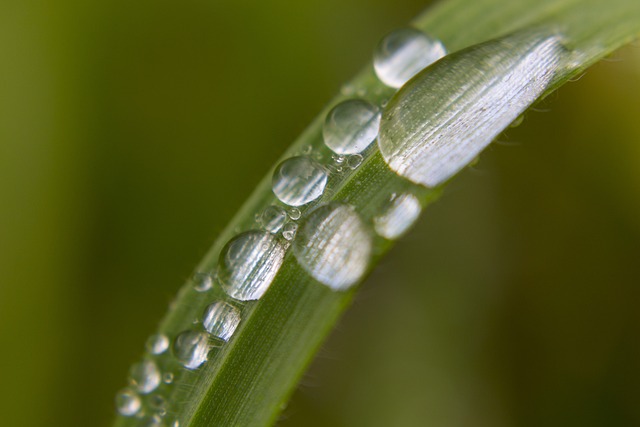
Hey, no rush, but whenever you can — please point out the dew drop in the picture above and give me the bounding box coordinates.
[129,360,161,394]
[346,154,363,170]
[272,156,328,206]
[116,388,141,417]
[373,27,446,89]
[162,372,174,384]
[259,205,287,233]
[192,272,213,292]
[202,301,241,341]
[218,231,286,301]
[149,394,166,411]
[288,208,301,221]
[294,203,372,290]
[142,415,165,427]
[146,334,169,355]
[282,222,298,241]
[374,193,422,239]
[323,99,381,154]
[173,330,211,370]
[378,32,564,187]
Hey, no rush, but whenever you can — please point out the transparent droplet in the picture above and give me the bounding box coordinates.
[163,372,174,384]
[202,301,241,341]
[323,99,381,154]
[129,360,161,394]
[116,388,141,417]
[142,415,165,427]
[346,154,363,170]
[294,203,372,290]
[192,272,213,292]
[173,330,211,370]
[146,334,169,355]
[374,193,422,239]
[373,27,446,88]
[282,222,298,241]
[272,156,328,206]
[378,32,564,187]
[218,230,286,301]
[288,208,301,221]
[260,205,287,233]
[509,114,525,128]
[149,394,166,411]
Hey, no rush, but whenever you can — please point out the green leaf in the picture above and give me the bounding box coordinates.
[113,0,640,426]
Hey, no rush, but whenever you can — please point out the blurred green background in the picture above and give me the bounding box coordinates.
[1,0,639,426]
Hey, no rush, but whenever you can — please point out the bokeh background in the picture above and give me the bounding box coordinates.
[1,0,639,426]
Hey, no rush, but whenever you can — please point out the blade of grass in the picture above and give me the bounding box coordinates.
[113,0,640,426]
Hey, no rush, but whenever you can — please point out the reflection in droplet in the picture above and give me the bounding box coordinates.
[146,334,169,355]
[203,301,241,341]
[374,27,446,88]
[374,193,422,239]
[294,203,372,290]
[192,272,213,292]
[129,360,161,394]
[116,388,141,417]
[163,372,174,384]
[173,330,211,370]
[260,205,287,233]
[218,231,286,301]
[323,99,381,154]
[272,156,328,206]
[378,33,564,187]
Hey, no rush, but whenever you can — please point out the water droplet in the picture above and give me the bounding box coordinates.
[146,334,169,355]
[142,415,165,427]
[202,301,241,341]
[259,205,287,233]
[509,114,525,128]
[218,231,286,300]
[346,154,363,170]
[163,372,174,384]
[129,360,161,394]
[272,156,328,206]
[294,203,372,290]
[332,153,345,164]
[374,193,422,239]
[192,272,213,292]
[288,208,301,221]
[373,27,446,88]
[116,388,141,417]
[173,330,211,370]
[282,222,298,241]
[323,99,381,155]
[149,394,166,411]
[378,32,564,187]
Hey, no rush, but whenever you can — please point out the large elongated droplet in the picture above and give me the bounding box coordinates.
[218,231,286,301]
[378,32,565,187]
[293,203,372,290]
[374,193,422,239]
[173,330,211,370]
[202,301,241,341]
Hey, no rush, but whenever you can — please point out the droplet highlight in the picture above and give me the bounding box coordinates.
[294,203,372,290]
[272,156,328,206]
[373,27,446,89]
[173,330,211,370]
[323,99,381,154]
[116,388,141,417]
[378,32,564,187]
[202,301,241,341]
[129,360,161,394]
[374,193,422,239]
[218,230,286,300]
[146,334,169,355]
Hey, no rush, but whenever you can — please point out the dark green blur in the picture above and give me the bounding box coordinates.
[0,1,638,426]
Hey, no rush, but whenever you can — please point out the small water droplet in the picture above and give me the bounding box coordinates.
[332,153,346,164]
[259,205,287,233]
[374,193,422,239]
[142,415,165,427]
[149,394,166,411]
[294,203,372,290]
[282,222,298,241]
[146,334,169,355]
[192,272,213,292]
[129,360,161,394]
[202,301,241,341]
[323,99,381,154]
[173,330,211,370]
[509,114,525,128]
[116,388,141,417]
[218,231,286,301]
[374,27,446,88]
[346,154,364,170]
[288,208,301,221]
[163,372,174,384]
[272,156,328,206]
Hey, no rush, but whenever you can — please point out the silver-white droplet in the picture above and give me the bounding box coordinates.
[323,99,381,154]
[115,388,141,417]
[146,334,169,355]
[272,156,328,206]
[202,301,241,341]
[172,330,211,370]
[373,27,446,89]
[259,205,287,233]
[218,230,286,301]
[129,360,161,394]
[373,193,422,239]
[294,203,372,290]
